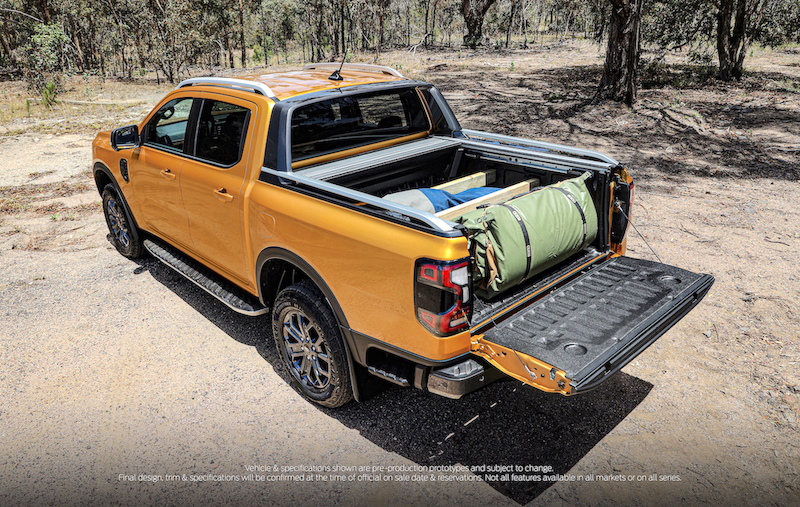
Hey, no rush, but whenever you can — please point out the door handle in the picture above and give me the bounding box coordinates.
[160,168,176,180]
[213,187,234,203]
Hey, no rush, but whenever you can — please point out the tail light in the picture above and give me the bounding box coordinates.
[414,258,472,337]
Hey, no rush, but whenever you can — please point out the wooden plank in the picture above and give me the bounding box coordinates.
[435,178,539,221]
[432,169,497,193]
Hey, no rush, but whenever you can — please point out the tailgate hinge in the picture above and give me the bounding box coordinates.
[470,338,572,395]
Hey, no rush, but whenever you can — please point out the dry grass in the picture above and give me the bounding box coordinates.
[0,176,93,214]
[0,75,173,136]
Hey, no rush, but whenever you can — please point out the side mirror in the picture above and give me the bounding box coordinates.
[111,124,140,151]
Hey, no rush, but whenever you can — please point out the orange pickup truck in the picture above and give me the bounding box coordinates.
[92,63,713,407]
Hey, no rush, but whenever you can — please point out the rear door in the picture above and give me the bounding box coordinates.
[180,94,256,284]
[470,256,714,394]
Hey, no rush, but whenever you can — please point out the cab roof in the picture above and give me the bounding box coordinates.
[233,67,405,101]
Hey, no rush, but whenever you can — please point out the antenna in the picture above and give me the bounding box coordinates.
[328,50,347,81]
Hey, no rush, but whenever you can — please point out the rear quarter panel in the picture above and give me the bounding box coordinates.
[248,180,472,362]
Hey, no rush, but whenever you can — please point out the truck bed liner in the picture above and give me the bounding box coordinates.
[480,256,714,390]
[471,248,605,326]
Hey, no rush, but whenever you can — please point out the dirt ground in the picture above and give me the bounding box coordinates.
[1,42,798,506]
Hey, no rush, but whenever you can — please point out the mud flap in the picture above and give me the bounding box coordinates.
[470,256,714,394]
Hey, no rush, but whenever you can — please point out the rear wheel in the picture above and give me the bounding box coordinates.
[272,280,353,407]
[102,184,143,258]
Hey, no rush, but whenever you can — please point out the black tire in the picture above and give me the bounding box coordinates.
[272,280,353,408]
[101,184,143,258]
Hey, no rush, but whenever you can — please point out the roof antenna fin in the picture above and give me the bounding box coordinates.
[328,50,347,81]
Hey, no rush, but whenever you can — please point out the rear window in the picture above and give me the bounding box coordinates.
[291,89,429,163]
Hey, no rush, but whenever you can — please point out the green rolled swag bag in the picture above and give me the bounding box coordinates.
[455,172,598,300]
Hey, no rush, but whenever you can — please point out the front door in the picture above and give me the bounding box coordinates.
[180,94,256,284]
[129,95,195,248]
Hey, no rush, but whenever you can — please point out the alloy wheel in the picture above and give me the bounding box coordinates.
[281,309,331,390]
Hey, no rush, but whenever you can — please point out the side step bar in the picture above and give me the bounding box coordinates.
[143,239,269,316]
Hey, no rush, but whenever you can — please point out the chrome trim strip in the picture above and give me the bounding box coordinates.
[460,128,619,166]
[302,62,405,78]
[176,77,277,98]
[260,167,457,233]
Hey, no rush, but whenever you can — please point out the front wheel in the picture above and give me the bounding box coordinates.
[272,280,353,408]
[102,184,143,258]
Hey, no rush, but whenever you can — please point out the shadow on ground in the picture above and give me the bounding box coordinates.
[137,257,653,505]
[326,372,651,504]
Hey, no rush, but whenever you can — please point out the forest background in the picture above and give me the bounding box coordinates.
[2,0,799,108]
[1,1,800,505]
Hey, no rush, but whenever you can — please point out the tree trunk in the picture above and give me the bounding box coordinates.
[133,28,147,71]
[717,0,736,80]
[424,1,430,48]
[1,21,14,65]
[341,2,347,53]
[506,0,518,48]
[37,0,52,24]
[461,0,498,49]
[66,15,86,71]
[432,0,440,45]
[88,15,96,69]
[406,2,410,46]
[331,8,339,56]
[595,0,643,106]
[522,3,528,47]
[378,1,385,54]
[238,0,246,68]
[259,0,269,66]
[225,32,235,68]
[717,0,769,81]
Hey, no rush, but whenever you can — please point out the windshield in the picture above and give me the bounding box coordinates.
[291,89,430,163]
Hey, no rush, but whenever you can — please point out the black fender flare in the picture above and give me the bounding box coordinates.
[93,162,142,232]
[255,247,362,401]
[255,247,348,328]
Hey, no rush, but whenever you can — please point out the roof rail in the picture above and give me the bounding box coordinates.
[176,77,276,98]
[302,62,404,79]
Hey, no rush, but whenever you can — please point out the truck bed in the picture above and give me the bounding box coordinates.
[286,133,713,395]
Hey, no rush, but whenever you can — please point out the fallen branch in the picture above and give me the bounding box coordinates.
[764,237,790,247]
[764,146,800,152]
[680,223,700,238]
[408,33,432,53]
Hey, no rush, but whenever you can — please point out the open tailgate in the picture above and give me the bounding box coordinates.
[470,256,714,394]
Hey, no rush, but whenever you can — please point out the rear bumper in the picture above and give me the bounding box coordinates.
[427,359,505,399]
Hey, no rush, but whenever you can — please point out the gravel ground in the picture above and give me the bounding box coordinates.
[1,44,799,506]
[0,223,658,507]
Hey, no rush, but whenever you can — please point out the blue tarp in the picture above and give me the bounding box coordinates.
[382,186,502,213]
[417,187,500,212]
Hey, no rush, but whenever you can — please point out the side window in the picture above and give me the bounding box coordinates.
[194,99,250,166]
[145,97,193,152]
